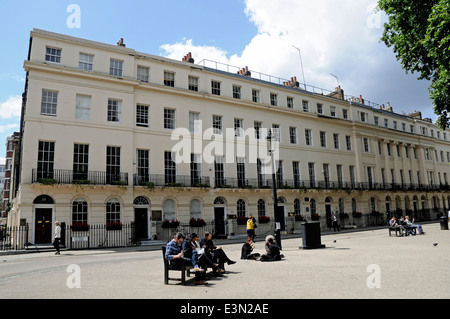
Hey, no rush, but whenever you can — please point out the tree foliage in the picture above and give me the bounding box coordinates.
[378,0,450,129]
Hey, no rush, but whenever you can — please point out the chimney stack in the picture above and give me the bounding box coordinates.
[237,66,251,77]
[117,38,126,47]
[182,52,194,63]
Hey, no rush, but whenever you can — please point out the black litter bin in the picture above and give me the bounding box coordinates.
[440,217,449,230]
[301,222,326,249]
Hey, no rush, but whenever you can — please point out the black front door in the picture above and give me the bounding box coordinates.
[35,208,52,244]
[214,207,226,238]
[134,208,148,240]
[325,204,332,228]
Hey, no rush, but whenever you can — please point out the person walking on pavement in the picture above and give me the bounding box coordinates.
[332,212,340,232]
[53,221,61,255]
[247,214,256,240]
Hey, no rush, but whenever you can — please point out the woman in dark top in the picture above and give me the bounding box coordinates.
[200,232,236,272]
[260,237,281,262]
[185,233,223,274]
[241,236,260,260]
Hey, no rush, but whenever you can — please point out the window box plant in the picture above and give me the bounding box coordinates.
[236,216,248,225]
[352,211,362,218]
[258,216,271,224]
[162,219,180,228]
[339,212,349,219]
[106,221,123,230]
[71,222,90,232]
[189,218,206,227]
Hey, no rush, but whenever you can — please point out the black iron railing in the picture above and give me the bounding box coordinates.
[134,174,210,188]
[65,223,137,250]
[0,224,29,251]
[32,169,128,186]
[31,169,447,192]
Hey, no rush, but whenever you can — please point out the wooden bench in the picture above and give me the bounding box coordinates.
[389,226,403,237]
[162,246,193,285]
[403,225,417,236]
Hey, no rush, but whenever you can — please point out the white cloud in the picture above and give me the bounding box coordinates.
[0,123,19,133]
[0,95,22,119]
[0,73,25,83]
[160,39,229,64]
[161,0,435,119]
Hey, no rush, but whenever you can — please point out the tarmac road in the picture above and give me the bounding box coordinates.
[1,222,449,300]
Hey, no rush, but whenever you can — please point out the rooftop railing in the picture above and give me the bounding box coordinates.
[197,59,380,109]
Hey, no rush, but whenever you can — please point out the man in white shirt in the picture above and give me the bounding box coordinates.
[53,221,61,255]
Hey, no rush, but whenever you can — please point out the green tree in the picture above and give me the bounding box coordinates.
[378,0,450,129]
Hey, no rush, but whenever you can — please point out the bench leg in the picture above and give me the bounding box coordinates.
[164,267,169,285]
[181,267,186,285]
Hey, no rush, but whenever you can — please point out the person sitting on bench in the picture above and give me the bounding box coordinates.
[389,216,405,234]
[200,232,236,274]
[184,233,224,274]
[165,232,207,285]
[405,216,425,235]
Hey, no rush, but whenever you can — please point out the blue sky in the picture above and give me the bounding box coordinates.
[0,0,436,164]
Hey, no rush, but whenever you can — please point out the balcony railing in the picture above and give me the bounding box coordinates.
[134,174,210,188]
[31,169,447,192]
[32,169,129,186]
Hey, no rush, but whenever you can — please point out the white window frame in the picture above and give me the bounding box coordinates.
[107,99,121,122]
[41,90,58,116]
[76,94,91,120]
[79,53,93,71]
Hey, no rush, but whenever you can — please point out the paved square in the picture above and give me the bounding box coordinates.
[1,222,449,299]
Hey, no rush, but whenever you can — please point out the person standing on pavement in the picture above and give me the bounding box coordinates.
[53,221,61,255]
[332,212,340,232]
[246,214,256,240]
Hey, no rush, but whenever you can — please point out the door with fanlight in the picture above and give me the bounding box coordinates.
[35,208,52,244]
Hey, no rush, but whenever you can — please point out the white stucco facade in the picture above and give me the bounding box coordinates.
[10,29,450,243]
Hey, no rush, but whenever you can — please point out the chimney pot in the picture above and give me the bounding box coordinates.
[117,38,126,47]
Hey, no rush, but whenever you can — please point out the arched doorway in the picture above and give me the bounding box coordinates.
[214,197,227,238]
[420,195,427,220]
[33,195,55,244]
[413,196,418,220]
[386,196,391,219]
[404,196,411,216]
[325,197,333,228]
[134,196,150,240]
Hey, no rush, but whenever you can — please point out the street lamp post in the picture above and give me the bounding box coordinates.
[267,129,281,249]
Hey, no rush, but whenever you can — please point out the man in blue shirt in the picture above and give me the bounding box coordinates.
[165,232,207,285]
[165,232,185,261]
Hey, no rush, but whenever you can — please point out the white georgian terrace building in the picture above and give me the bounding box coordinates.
[9,29,450,244]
